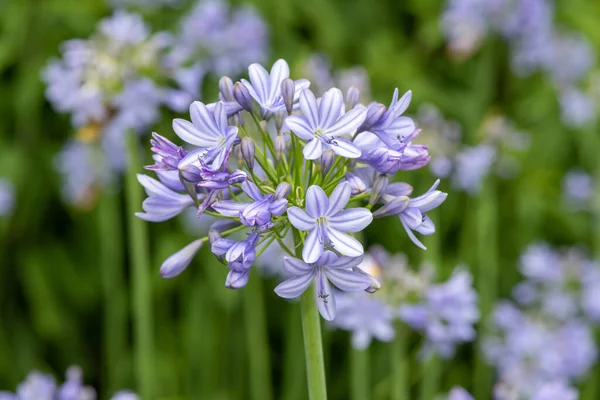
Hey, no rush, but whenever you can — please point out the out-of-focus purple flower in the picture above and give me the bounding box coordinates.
[0,179,15,216]
[274,251,372,320]
[452,144,496,194]
[559,87,597,128]
[530,382,578,400]
[54,140,113,208]
[212,231,260,288]
[287,182,372,263]
[55,366,96,400]
[241,59,309,117]
[563,169,594,209]
[212,181,288,230]
[15,372,56,400]
[332,290,395,348]
[285,88,367,159]
[172,0,268,79]
[399,268,479,357]
[518,243,563,283]
[446,386,474,400]
[110,391,140,400]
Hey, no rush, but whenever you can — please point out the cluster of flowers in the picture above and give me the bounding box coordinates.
[0,366,136,400]
[417,106,529,195]
[331,246,479,357]
[441,0,597,127]
[42,0,268,207]
[136,58,447,320]
[0,178,14,217]
[484,242,600,399]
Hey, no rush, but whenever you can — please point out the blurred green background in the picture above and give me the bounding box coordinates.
[1,0,600,399]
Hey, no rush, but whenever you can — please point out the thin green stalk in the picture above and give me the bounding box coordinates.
[282,305,306,400]
[350,346,370,400]
[293,229,327,400]
[421,208,442,400]
[243,270,274,400]
[473,180,498,400]
[391,323,408,400]
[124,130,154,399]
[97,191,127,394]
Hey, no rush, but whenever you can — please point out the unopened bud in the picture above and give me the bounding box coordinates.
[345,86,360,110]
[275,135,286,161]
[321,150,335,177]
[360,103,386,132]
[369,174,389,206]
[275,110,286,132]
[234,82,253,112]
[233,143,244,168]
[281,78,295,115]
[372,196,410,218]
[228,112,243,126]
[180,165,202,182]
[241,137,255,169]
[219,76,234,101]
[275,182,292,200]
[345,172,367,195]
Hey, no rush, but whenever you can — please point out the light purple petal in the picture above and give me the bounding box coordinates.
[328,208,373,232]
[327,228,364,257]
[282,256,313,275]
[172,118,218,147]
[213,102,228,132]
[393,90,412,116]
[287,206,315,230]
[316,250,338,266]
[211,200,248,217]
[248,63,270,101]
[400,218,427,250]
[326,105,367,137]
[316,270,336,320]
[401,207,423,229]
[299,89,319,128]
[226,269,249,289]
[386,182,413,197]
[270,199,288,216]
[327,255,364,269]
[189,101,222,138]
[286,115,314,140]
[274,272,314,298]
[242,180,263,201]
[415,215,435,235]
[319,88,344,128]
[268,59,290,102]
[211,238,236,256]
[137,174,176,197]
[306,185,329,218]
[330,138,362,159]
[326,182,351,216]
[325,268,370,291]
[160,239,203,278]
[303,228,324,264]
[303,138,323,160]
[293,79,311,99]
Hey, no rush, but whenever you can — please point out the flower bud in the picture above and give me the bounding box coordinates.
[208,230,225,263]
[180,165,202,182]
[345,86,360,110]
[360,103,386,132]
[345,172,367,195]
[229,112,243,127]
[275,182,292,200]
[369,174,389,206]
[219,76,234,101]
[281,78,295,115]
[234,82,253,112]
[160,239,204,278]
[372,196,410,218]
[275,135,287,161]
[241,137,255,170]
[321,149,335,177]
[275,110,286,132]
[233,143,244,168]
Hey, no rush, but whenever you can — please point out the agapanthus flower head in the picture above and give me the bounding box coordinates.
[137,58,446,320]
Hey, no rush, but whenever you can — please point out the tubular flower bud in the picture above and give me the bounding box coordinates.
[234,81,254,112]
[241,137,255,170]
[281,78,295,115]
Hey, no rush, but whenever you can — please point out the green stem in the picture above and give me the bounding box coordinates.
[293,229,327,400]
[282,305,307,400]
[391,323,408,400]
[420,354,441,400]
[97,191,127,395]
[473,180,498,400]
[124,131,154,399]
[243,270,274,400]
[350,346,370,400]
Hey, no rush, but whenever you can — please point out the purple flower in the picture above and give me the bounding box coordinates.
[159,239,204,278]
[332,291,395,348]
[559,87,597,128]
[212,231,260,288]
[55,366,95,400]
[135,174,196,222]
[212,181,288,230]
[446,386,474,400]
[397,180,447,250]
[358,89,415,146]
[287,182,372,263]
[241,59,310,117]
[146,132,188,171]
[452,144,496,194]
[400,268,479,357]
[274,251,372,320]
[15,371,56,400]
[285,88,367,159]
[530,382,578,400]
[172,101,239,170]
